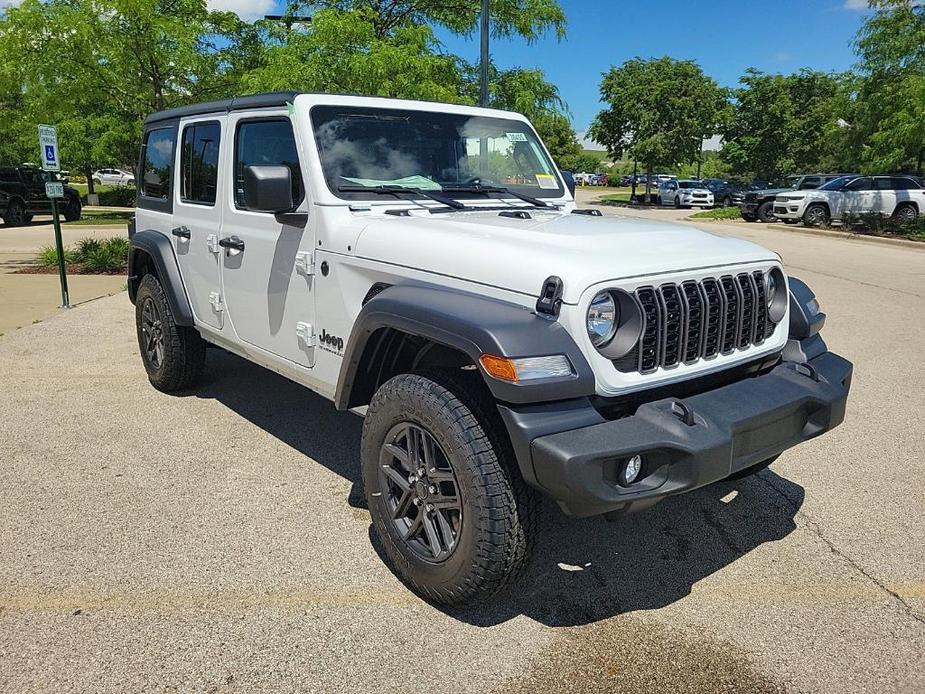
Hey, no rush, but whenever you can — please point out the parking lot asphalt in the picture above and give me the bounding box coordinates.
[1,203,924,693]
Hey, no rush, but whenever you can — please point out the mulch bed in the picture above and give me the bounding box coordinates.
[16,263,126,275]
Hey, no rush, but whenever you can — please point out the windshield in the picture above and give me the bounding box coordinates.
[678,181,700,189]
[311,105,563,200]
[818,176,854,191]
[768,176,801,189]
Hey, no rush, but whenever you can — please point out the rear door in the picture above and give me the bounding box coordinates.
[173,117,225,330]
[219,113,316,367]
[873,177,897,216]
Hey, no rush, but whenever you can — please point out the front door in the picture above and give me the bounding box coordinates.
[173,117,225,330]
[219,113,316,368]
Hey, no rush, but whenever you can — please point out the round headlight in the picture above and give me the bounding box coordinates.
[587,291,617,347]
[766,272,777,309]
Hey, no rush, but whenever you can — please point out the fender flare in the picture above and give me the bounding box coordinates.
[334,284,596,409]
[128,229,194,326]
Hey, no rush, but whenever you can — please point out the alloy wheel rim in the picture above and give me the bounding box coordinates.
[808,207,825,225]
[378,422,462,563]
[897,207,915,222]
[140,298,165,369]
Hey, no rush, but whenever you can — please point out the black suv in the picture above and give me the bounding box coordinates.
[0,166,82,227]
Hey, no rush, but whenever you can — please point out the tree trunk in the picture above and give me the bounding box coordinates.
[86,167,95,196]
[645,165,653,204]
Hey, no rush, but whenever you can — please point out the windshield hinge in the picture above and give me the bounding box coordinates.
[295,250,315,276]
[535,276,564,318]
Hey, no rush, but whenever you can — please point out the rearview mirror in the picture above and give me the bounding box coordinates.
[243,165,294,212]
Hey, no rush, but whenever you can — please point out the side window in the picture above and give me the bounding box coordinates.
[234,119,303,210]
[845,177,872,191]
[180,122,221,205]
[0,167,18,182]
[140,127,176,200]
[875,178,893,191]
[799,177,821,189]
[889,177,916,191]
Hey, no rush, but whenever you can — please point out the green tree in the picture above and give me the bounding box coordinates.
[589,57,726,193]
[719,69,854,180]
[853,0,925,173]
[0,0,248,188]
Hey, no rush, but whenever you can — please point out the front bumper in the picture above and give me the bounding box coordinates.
[773,202,804,220]
[499,351,852,517]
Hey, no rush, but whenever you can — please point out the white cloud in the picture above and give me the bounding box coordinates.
[843,0,868,9]
[207,0,276,21]
[0,0,25,10]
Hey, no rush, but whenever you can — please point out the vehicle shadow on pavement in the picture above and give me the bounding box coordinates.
[448,474,803,627]
[193,350,367,505]
[194,350,804,628]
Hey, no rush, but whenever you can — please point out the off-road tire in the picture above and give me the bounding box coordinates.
[62,195,82,222]
[892,203,918,224]
[757,200,776,223]
[742,213,758,222]
[361,371,539,607]
[134,274,206,392]
[803,203,830,227]
[726,455,780,481]
[22,214,33,225]
[3,199,25,227]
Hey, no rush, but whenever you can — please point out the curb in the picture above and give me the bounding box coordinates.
[690,218,925,250]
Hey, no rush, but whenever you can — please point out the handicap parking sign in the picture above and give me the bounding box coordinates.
[38,125,60,172]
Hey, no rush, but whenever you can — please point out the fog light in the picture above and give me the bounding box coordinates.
[619,455,643,486]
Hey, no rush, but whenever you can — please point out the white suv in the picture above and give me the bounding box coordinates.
[775,175,923,226]
[659,179,714,208]
[127,92,852,606]
[92,168,135,186]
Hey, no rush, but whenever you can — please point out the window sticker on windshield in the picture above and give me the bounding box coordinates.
[535,173,557,189]
[506,132,527,142]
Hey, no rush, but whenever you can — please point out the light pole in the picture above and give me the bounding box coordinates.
[479,0,489,107]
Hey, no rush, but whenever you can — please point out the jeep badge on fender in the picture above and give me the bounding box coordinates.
[127,92,853,607]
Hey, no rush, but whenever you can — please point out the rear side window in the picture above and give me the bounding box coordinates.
[140,127,175,200]
[234,119,303,210]
[887,177,919,190]
[180,122,221,205]
[0,167,18,182]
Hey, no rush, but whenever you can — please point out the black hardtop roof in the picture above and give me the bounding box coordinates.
[144,91,301,125]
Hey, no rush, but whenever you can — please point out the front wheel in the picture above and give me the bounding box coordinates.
[134,274,206,392]
[362,372,538,606]
[757,200,776,223]
[722,196,733,207]
[2,199,26,227]
[803,203,830,227]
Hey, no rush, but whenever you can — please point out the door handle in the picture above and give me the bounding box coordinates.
[218,236,245,252]
[171,226,191,239]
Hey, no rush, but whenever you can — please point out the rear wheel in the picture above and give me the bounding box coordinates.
[62,195,82,222]
[2,199,25,227]
[362,372,538,606]
[803,203,830,227]
[134,274,206,392]
[892,203,918,224]
[757,200,776,223]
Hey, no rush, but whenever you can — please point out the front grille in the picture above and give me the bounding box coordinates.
[616,271,775,374]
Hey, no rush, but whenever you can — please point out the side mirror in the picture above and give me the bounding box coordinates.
[243,165,294,212]
[560,170,576,197]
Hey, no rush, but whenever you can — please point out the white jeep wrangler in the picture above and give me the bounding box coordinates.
[128,92,852,606]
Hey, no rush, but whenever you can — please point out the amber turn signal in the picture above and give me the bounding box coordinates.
[479,354,519,382]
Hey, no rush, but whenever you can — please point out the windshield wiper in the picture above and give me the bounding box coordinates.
[337,184,466,210]
[442,184,553,208]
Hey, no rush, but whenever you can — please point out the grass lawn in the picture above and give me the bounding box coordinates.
[66,209,133,226]
[689,207,743,220]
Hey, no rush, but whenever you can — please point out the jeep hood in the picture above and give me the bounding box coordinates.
[352,209,778,304]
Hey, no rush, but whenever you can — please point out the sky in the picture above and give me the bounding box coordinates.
[1,0,874,143]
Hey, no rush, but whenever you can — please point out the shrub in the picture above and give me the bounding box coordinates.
[843,211,925,241]
[35,236,128,271]
[98,186,136,207]
[37,245,78,267]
